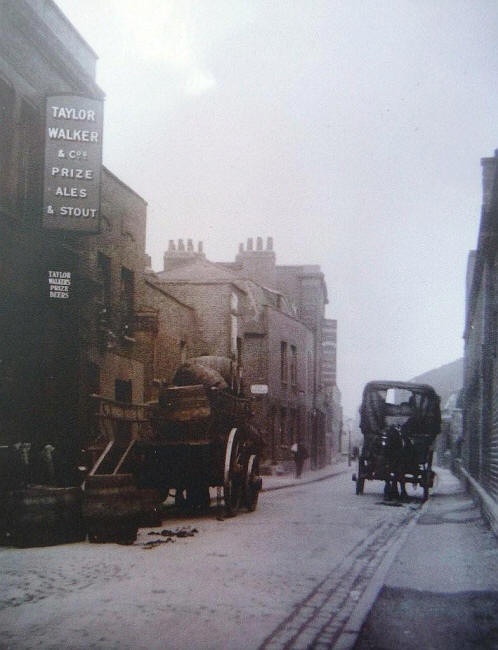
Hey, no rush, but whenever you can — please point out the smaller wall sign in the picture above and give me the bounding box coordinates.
[250,384,268,395]
[48,270,72,300]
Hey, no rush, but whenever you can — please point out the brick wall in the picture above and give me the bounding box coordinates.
[157,281,245,359]
[143,280,205,387]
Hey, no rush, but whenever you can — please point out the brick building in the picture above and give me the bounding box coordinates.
[0,0,154,481]
[152,237,341,469]
[142,273,206,395]
[462,149,498,531]
[229,238,341,467]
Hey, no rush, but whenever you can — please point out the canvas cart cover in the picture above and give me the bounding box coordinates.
[359,381,441,437]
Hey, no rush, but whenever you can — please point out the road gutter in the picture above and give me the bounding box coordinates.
[332,498,429,650]
[262,467,350,492]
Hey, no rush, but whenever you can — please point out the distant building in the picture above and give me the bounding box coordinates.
[151,237,342,470]
[462,149,498,533]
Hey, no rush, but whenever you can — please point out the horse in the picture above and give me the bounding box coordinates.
[379,425,411,501]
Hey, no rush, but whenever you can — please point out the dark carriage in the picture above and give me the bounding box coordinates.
[353,380,441,501]
[83,358,263,543]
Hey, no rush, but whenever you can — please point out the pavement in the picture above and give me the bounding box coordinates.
[261,460,498,650]
[261,456,350,492]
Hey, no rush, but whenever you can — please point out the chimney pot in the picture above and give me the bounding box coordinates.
[168,239,176,251]
[256,237,263,251]
[247,238,253,251]
[187,239,194,251]
[239,243,244,253]
[198,241,204,253]
[178,239,185,251]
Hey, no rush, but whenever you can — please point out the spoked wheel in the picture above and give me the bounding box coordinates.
[243,454,262,512]
[224,428,243,517]
[355,459,365,495]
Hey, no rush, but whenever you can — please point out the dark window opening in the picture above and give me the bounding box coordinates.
[290,345,297,386]
[0,77,15,209]
[97,253,112,312]
[115,379,132,403]
[280,407,287,446]
[180,340,187,364]
[120,267,134,335]
[280,341,288,384]
[237,336,243,368]
[17,99,42,225]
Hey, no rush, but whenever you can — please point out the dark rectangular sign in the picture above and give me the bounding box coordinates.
[43,95,103,232]
[48,269,72,300]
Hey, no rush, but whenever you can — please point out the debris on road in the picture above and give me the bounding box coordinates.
[141,527,199,548]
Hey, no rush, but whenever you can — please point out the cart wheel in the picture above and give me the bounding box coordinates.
[224,428,243,517]
[244,454,262,512]
[355,460,365,495]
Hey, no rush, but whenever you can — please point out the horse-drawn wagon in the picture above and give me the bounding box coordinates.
[353,380,441,501]
[83,357,263,543]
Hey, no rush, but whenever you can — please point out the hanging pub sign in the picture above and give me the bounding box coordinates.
[48,270,72,300]
[43,95,103,233]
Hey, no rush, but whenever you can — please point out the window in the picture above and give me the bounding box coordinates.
[290,345,297,386]
[237,336,243,368]
[280,341,288,384]
[115,379,132,403]
[120,267,134,333]
[307,351,313,393]
[97,253,112,312]
[280,407,287,446]
[290,408,297,443]
[0,77,15,209]
[87,362,101,395]
[180,340,188,364]
[17,99,42,224]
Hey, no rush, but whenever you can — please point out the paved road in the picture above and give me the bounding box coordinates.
[354,469,498,650]
[0,469,424,650]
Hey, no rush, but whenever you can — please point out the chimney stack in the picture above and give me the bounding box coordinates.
[235,236,276,289]
[481,149,498,211]
[163,239,206,271]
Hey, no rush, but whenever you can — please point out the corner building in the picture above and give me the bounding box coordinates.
[0,0,152,483]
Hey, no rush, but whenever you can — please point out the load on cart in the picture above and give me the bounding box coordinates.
[83,357,263,543]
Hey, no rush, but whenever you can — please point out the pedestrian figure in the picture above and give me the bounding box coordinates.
[40,444,56,485]
[12,442,32,487]
[291,442,309,478]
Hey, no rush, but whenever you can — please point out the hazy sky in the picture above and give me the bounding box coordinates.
[55,0,498,416]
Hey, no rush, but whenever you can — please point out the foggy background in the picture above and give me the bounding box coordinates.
[55,0,498,416]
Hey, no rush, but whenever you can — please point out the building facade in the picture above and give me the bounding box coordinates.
[152,237,341,470]
[0,0,152,482]
[462,149,498,531]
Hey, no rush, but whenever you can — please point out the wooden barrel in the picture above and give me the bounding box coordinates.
[83,474,162,543]
[1,486,84,548]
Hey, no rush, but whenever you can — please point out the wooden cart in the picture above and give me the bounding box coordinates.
[83,385,262,543]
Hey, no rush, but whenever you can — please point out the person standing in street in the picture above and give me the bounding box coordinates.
[291,441,309,478]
